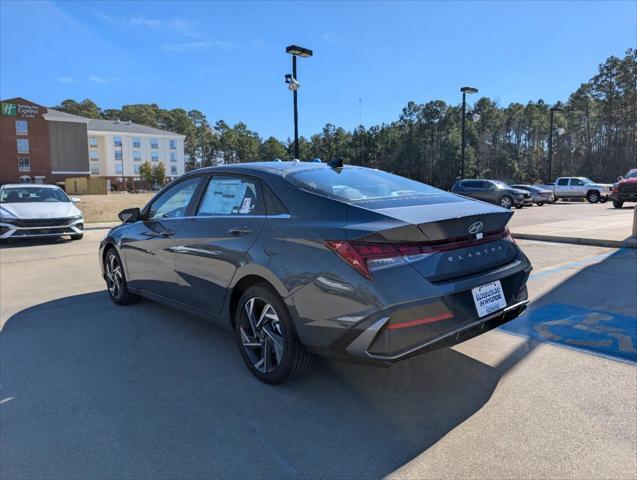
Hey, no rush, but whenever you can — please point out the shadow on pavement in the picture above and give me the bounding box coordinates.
[0,291,535,479]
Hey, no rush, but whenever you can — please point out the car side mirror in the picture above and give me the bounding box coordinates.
[617,176,624,181]
[118,207,141,223]
[71,197,81,203]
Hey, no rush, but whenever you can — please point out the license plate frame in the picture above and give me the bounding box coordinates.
[472,280,506,318]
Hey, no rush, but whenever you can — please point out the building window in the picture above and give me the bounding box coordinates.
[114,150,123,161]
[114,136,122,147]
[18,157,30,172]
[170,152,177,162]
[169,139,177,150]
[89,150,98,160]
[90,163,100,175]
[132,137,141,148]
[151,151,159,162]
[15,120,28,135]
[89,137,98,147]
[16,139,29,153]
[133,150,141,162]
[134,164,141,175]
[150,138,159,149]
[170,165,178,175]
[115,163,123,174]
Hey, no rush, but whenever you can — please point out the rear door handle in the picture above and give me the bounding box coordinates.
[229,227,252,236]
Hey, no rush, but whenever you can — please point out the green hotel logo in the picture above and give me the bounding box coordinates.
[1,103,17,116]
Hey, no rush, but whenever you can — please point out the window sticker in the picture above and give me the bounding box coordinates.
[200,179,248,215]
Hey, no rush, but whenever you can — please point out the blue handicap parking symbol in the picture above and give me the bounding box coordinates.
[500,303,637,364]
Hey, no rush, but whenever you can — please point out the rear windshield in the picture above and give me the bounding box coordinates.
[287,166,448,206]
[0,187,69,203]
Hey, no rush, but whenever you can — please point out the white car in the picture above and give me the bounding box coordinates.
[0,184,84,242]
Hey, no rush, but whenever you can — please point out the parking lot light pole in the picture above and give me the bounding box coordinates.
[460,86,478,179]
[548,104,563,183]
[285,45,313,159]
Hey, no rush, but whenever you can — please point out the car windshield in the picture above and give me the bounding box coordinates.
[288,166,445,204]
[492,181,511,189]
[581,178,594,184]
[0,186,70,203]
[626,170,637,179]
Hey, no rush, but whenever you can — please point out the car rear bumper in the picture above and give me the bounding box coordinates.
[0,219,83,239]
[349,298,528,362]
[298,258,531,364]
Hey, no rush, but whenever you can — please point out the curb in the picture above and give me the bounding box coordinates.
[512,232,637,249]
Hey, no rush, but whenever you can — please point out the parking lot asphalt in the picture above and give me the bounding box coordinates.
[1,232,636,479]
[509,201,635,246]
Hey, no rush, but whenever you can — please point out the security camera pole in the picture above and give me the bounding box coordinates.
[286,45,313,159]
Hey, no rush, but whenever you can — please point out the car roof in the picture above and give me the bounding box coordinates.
[1,183,60,189]
[184,161,355,178]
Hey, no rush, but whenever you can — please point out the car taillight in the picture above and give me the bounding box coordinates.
[612,186,619,194]
[325,228,512,279]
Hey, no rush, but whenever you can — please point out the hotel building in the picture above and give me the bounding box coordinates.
[0,97,186,185]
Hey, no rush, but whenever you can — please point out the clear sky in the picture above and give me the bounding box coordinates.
[1,1,635,141]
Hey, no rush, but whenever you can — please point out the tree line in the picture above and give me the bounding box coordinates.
[54,49,635,188]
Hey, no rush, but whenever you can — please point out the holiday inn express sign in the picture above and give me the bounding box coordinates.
[1,102,41,118]
[1,102,17,116]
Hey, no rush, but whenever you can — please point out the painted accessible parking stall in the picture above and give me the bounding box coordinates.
[498,245,637,365]
[501,304,637,364]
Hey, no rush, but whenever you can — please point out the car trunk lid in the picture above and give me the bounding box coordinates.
[346,196,517,281]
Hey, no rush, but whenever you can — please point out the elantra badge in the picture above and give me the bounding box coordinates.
[468,221,484,235]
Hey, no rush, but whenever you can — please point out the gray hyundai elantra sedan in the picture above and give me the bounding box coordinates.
[99,161,532,383]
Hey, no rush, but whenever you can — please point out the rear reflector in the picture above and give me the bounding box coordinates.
[326,228,511,279]
[388,312,454,330]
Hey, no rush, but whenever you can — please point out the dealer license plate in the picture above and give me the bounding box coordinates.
[472,280,506,318]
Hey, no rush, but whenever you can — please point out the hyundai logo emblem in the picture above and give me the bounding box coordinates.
[468,221,484,234]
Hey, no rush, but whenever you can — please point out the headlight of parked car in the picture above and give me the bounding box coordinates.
[0,207,17,223]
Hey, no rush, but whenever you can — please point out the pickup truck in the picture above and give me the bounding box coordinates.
[542,177,613,203]
[611,169,637,208]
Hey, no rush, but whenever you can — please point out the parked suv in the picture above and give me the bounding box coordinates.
[611,169,637,208]
[451,179,532,209]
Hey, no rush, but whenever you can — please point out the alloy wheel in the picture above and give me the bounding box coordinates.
[105,253,123,300]
[500,196,512,208]
[239,297,285,373]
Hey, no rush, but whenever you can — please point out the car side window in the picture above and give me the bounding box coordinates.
[463,181,478,188]
[570,179,584,186]
[557,178,569,186]
[148,177,202,220]
[479,181,493,189]
[197,176,264,216]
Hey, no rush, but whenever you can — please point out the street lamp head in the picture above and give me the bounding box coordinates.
[286,44,313,57]
[461,86,479,94]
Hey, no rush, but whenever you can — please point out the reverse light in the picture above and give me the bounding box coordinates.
[326,228,512,279]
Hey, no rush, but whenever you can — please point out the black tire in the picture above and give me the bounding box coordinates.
[499,195,513,209]
[71,234,83,240]
[600,197,608,203]
[587,190,600,203]
[235,284,312,384]
[104,248,139,305]
[515,204,523,209]
[536,202,544,206]
[613,200,624,209]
